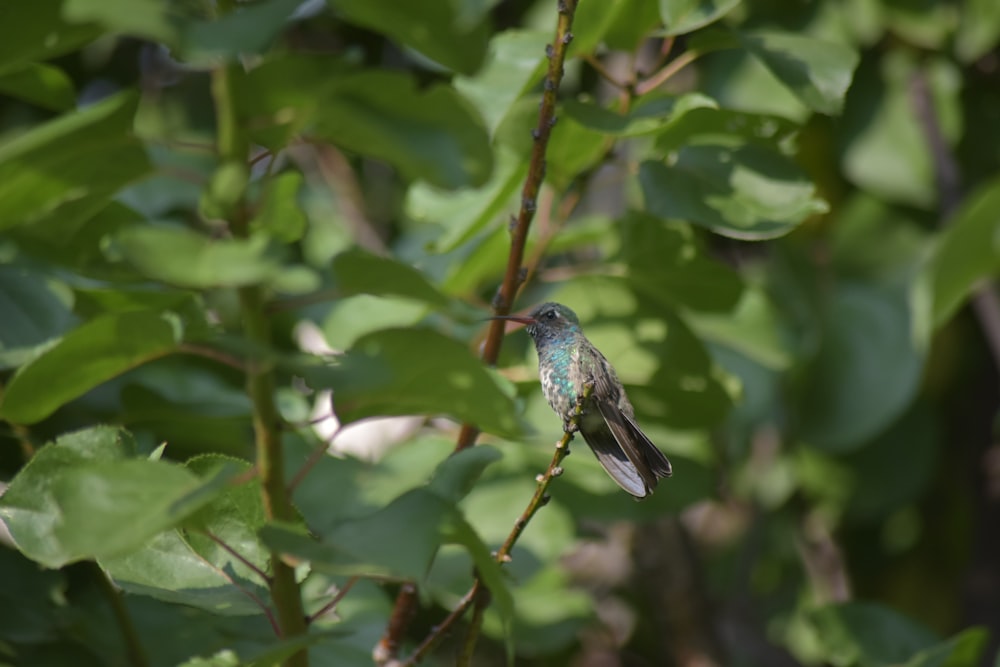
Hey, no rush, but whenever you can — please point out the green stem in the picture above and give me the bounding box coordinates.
[212,63,309,667]
[90,563,150,667]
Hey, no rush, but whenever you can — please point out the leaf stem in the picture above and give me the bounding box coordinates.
[198,529,273,584]
[89,562,150,667]
[634,50,700,96]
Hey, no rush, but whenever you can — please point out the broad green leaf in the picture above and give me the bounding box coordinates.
[740,30,859,115]
[0,92,151,229]
[640,147,827,240]
[619,212,743,312]
[62,0,180,45]
[322,295,428,350]
[659,0,741,36]
[0,266,76,367]
[0,427,236,568]
[101,456,270,616]
[312,71,493,189]
[545,112,608,191]
[406,144,525,253]
[0,0,100,71]
[0,310,184,424]
[328,0,489,75]
[427,445,503,503]
[685,287,792,370]
[250,171,306,243]
[809,602,939,667]
[114,225,283,288]
[100,530,266,616]
[564,93,715,138]
[798,282,924,451]
[181,0,304,63]
[570,0,635,54]
[302,327,520,436]
[262,487,512,619]
[903,628,989,667]
[234,61,492,189]
[455,30,548,135]
[602,0,663,51]
[928,177,1000,326]
[0,63,75,110]
[840,54,960,208]
[331,247,449,307]
[956,0,1000,62]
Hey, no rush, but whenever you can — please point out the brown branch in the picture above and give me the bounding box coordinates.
[909,69,1000,374]
[308,576,359,624]
[635,49,700,97]
[374,2,583,662]
[398,382,594,666]
[176,343,246,371]
[452,0,583,453]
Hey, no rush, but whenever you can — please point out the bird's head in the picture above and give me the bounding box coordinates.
[490,302,582,343]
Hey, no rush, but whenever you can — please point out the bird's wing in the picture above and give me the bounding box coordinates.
[594,401,661,493]
[578,415,650,498]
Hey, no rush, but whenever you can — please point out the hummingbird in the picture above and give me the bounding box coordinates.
[492,302,672,498]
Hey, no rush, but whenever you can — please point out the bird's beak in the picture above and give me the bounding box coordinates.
[487,314,535,325]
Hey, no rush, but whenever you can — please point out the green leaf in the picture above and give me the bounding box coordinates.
[406,144,525,253]
[956,0,1000,62]
[114,225,283,288]
[101,456,270,616]
[331,247,450,307]
[0,310,183,424]
[564,93,713,138]
[62,0,180,45]
[684,286,792,370]
[740,30,859,115]
[0,63,75,110]
[250,171,307,243]
[619,212,744,312]
[640,147,827,240]
[313,71,493,189]
[0,92,151,230]
[0,266,76,367]
[263,487,512,619]
[455,30,549,135]
[659,0,741,36]
[840,53,960,208]
[427,445,503,503]
[809,602,939,667]
[928,177,1000,326]
[181,0,304,63]
[0,427,237,568]
[903,628,989,667]
[328,0,489,75]
[798,282,924,451]
[0,0,100,71]
[301,327,520,437]
[322,295,428,350]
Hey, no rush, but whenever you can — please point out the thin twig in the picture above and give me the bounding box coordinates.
[585,54,627,89]
[176,343,246,371]
[287,425,343,494]
[308,576,359,624]
[910,69,1000,375]
[635,50,700,96]
[399,383,594,666]
[198,529,273,584]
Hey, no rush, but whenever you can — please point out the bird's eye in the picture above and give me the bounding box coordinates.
[546,310,556,320]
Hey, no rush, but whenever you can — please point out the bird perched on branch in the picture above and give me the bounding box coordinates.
[492,302,672,498]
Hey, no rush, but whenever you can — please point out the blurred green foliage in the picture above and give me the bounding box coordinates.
[1,0,999,666]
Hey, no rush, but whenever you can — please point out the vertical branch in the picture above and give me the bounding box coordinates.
[211,64,309,667]
[375,1,583,663]
[453,0,582,452]
[89,562,150,667]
